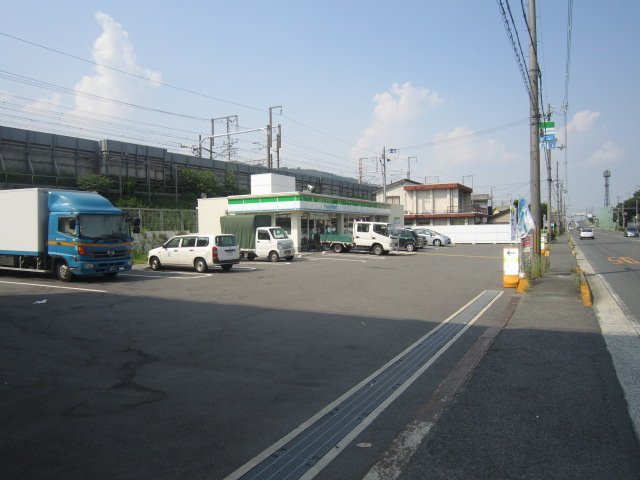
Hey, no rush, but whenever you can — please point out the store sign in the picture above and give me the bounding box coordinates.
[539,121,556,149]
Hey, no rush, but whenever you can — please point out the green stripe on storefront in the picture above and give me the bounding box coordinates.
[228,194,388,210]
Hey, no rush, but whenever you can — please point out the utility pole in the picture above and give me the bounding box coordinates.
[268,106,282,171]
[211,115,239,162]
[529,0,541,256]
[276,124,282,169]
[407,156,417,180]
[381,147,388,202]
[545,105,553,239]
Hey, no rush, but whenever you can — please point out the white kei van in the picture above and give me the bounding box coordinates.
[148,234,240,272]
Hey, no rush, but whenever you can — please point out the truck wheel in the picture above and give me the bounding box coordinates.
[150,257,162,271]
[406,242,415,252]
[269,251,280,262]
[221,264,232,271]
[194,258,208,273]
[56,261,73,282]
[247,252,257,261]
[333,243,344,253]
[371,244,384,256]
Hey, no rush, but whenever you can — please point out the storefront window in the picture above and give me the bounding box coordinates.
[275,215,291,234]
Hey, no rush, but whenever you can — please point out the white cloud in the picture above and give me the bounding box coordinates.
[71,11,162,117]
[351,82,443,157]
[586,140,625,166]
[566,110,600,134]
[431,126,520,167]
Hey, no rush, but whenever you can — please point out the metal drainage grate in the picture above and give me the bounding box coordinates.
[232,290,501,480]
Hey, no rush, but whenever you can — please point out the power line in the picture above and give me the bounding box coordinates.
[0,31,266,114]
[397,118,529,150]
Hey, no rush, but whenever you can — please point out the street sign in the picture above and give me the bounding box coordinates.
[503,247,520,288]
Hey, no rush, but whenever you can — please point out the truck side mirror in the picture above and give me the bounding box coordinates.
[131,218,141,234]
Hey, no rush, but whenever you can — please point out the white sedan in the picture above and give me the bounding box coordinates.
[579,227,595,240]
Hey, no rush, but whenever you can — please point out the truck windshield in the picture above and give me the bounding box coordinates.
[269,227,288,239]
[78,214,129,240]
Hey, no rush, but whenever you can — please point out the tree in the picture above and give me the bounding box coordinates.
[222,168,238,196]
[77,174,112,195]
[179,168,218,201]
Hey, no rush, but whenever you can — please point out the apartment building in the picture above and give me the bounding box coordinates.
[376,179,489,227]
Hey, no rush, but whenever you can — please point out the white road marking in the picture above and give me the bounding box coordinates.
[310,257,367,263]
[0,280,107,293]
[362,420,434,480]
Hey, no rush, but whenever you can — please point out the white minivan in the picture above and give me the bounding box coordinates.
[148,234,240,272]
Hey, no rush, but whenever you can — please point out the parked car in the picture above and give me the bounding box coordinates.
[148,234,240,272]
[624,226,639,237]
[410,228,452,246]
[389,226,424,251]
[579,227,595,240]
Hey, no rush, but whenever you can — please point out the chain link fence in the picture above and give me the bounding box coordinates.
[122,208,196,233]
[122,208,197,258]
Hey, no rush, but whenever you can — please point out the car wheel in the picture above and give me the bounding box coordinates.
[371,244,384,256]
[194,258,208,273]
[221,264,232,271]
[56,261,73,282]
[433,239,442,246]
[269,251,280,262]
[406,242,415,252]
[150,257,162,271]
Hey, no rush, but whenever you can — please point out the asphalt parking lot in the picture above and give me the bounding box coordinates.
[0,244,512,480]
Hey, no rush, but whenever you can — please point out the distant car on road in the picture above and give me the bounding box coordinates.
[579,227,595,240]
[624,226,639,237]
[411,228,452,246]
[148,233,240,272]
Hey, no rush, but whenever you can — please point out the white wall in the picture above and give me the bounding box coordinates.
[250,173,296,194]
[197,197,228,234]
[428,224,513,244]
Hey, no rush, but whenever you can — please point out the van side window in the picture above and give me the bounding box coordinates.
[196,237,209,247]
[58,217,75,235]
[182,237,196,248]
[257,231,270,240]
[357,223,369,233]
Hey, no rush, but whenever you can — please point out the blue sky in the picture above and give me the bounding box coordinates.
[1,1,638,214]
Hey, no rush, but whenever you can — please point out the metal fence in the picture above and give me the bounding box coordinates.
[122,208,196,233]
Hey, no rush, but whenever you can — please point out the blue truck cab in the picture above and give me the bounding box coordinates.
[0,188,140,281]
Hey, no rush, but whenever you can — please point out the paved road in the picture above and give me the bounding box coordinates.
[571,228,640,327]
[0,245,512,480]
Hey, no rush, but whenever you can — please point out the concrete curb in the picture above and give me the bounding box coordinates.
[568,236,593,307]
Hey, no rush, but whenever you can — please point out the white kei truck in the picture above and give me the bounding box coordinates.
[320,221,398,255]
